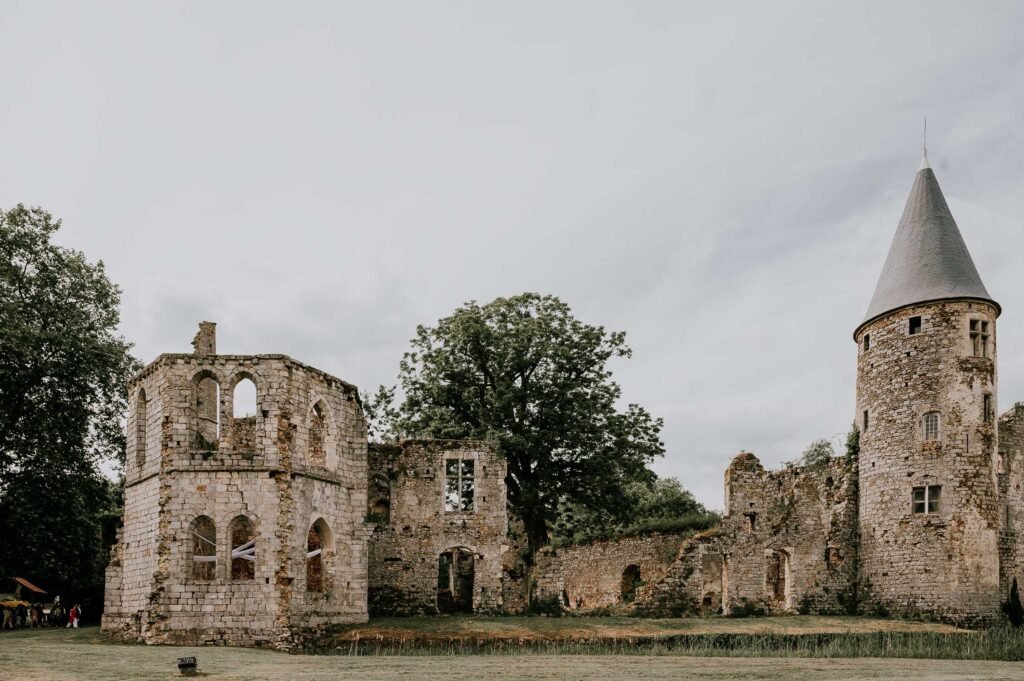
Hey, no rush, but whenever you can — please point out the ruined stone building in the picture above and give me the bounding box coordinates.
[104,151,1024,644]
[102,324,515,647]
[538,152,1024,626]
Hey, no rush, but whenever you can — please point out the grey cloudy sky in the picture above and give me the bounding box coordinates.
[3,1,1023,508]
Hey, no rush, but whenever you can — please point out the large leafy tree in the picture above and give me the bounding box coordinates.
[0,205,137,613]
[384,293,665,552]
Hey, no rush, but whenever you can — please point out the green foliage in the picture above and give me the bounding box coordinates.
[726,600,766,618]
[361,384,400,443]
[845,425,860,461]
[0,204,139,616]
[1003,578,1023,627]
[384,293,666,551]
[552,477,715,546]
[526,594,564,617]
[788,438,835,468]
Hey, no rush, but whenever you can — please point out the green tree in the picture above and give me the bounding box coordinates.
[552,476,717,545]
[390,293,665,552]
[0,205,138,615]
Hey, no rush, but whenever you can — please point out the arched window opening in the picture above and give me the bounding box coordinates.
[135,389,148,469]
[621,564,642,603]
[367,476,391,524]
[232,378,258,452]
[306,519,332,593]
[195,376,221,450]
[437,547,474,614]
[308,402,327,468]
[229,516,256,580]
[189,516,216,581]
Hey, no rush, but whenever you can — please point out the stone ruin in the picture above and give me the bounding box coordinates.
[104,155,1024,645]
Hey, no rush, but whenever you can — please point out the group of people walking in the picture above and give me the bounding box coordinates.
[0,598,81,629]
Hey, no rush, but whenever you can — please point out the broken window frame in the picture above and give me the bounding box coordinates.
[229,516,257,581]
[970,319,990,358]
[308,401,328,468]
[444,457,475,513]
[189,516,217,581]
[912,485,942,515]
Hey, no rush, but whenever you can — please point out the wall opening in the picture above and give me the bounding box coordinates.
[189,516,216,581]
[232,377,258,452]
[229,515,256,580]
[621,564,642,603]
[306,519,332,593]
[367,475,391,524]
[437,547,474,614]
[444,457,475,512]
[194,375,221,450]
[766,550,790,606]
[308,401,327,468]
[135,388,148,469]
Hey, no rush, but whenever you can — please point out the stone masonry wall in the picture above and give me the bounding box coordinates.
[535,533,687,611]
[856,301,1002,625]
[103,323,371,649]
[367,440,508,615]
[997,405,1024,603]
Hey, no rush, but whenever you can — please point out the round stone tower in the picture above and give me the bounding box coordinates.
[854,152,1002,624]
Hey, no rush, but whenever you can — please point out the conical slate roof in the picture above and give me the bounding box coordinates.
[857,156,998,334]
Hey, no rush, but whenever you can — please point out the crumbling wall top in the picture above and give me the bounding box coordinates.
[192,321,217,356]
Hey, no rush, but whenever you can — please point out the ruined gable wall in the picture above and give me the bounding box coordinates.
[367,441,508,615]
[716,452,858,615]
[856,301,1001,625]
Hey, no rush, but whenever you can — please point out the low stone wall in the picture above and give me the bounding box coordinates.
[535,533,690,611]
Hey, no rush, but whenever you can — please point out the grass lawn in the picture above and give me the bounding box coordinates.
[2,626,1024,681]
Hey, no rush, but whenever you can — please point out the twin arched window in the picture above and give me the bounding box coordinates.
[187,514,333,591]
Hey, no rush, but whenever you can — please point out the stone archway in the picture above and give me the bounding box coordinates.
[438,547,474,614]
[621,564,642,603]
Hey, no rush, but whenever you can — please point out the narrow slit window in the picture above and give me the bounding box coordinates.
[863,410,869,432]
[970,319,990,358]
[983,394,993,424]
[912,485,942,514]
[863,334,870,351]
[909,316,922,335]
[923,412,940,441]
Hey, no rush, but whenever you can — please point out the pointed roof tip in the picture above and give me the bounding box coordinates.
[856,155,998,337]
[919,147,930,171]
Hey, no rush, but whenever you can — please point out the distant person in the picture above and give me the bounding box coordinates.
[16,604,27,628]
[1,607,12,630]
[66,604,78,628]
[31,604,42,627]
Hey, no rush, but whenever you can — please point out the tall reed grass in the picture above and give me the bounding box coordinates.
[324,626,1024,661]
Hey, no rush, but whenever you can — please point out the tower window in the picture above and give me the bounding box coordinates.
[863,410,869,432]
[908,316,922,335]
[863,334,871,351]
[912,485,941,514]
[923,412,940,441]
[983,394,993,423]
[970,319,990,358]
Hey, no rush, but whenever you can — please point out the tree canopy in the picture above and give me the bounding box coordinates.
[0,205,137,612]
[369,293,667,552]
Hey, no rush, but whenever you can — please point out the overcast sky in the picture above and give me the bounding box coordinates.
[3,1,1023,508]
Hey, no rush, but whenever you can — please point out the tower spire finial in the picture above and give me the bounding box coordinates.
[921,116,930,170]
